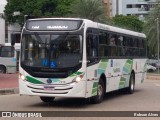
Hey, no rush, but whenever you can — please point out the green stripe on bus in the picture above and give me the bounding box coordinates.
[99,63,108,69]
[119,59,133,88]
[26,76,44,84]
[141,63,147,83]
[92,82,98,95]
[93,82,98,88]
[119,81,125,85]
[75,71,83,75]
[120,77,126,82]
[92,88,98,95]
[125,64,131,70]
[69,71,83,77]
[101,59,108,62]
[97,59,108,74]
[126,59,132,64]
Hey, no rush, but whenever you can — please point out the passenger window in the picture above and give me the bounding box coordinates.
[134,38,138,47]
[123,37,127,46]
[109,34,116,46]
[87,34,98,57]
[139,39,143,48]
[130,38,134,47]
[117,36,123,46]
[99,32,108,45]
[87,30,98,64]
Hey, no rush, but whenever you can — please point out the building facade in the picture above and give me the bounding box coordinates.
[0,0,21,45]
[103,0,112,16]
[0,0,6,44]
[104,0,157,20]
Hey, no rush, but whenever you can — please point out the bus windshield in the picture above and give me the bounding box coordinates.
[21,33,82,69]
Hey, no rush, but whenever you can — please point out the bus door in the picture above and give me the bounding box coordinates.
[86,30,99,97]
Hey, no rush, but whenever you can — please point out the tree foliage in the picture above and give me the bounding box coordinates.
[4,0,74,25]
[112,15,144,32]
[70,0,111,24]
[143,0,160,57]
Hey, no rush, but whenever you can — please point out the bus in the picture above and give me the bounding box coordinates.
[19,18,147,103]
[0,43,20,73]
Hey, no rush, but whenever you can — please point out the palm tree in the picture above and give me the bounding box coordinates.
[69,0,112,24]
[143,0,160,57]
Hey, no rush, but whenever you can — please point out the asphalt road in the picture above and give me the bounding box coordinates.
[0,79,160,120]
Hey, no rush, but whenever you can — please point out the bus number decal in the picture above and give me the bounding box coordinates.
[42,59,48,66]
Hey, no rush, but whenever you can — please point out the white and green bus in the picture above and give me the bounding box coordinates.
[0,43,20,73]
[19,18,147,103]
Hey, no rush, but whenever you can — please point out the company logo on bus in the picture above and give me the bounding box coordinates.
[47,78,52,84]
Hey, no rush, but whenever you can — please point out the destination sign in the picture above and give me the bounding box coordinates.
[26,19,83,31]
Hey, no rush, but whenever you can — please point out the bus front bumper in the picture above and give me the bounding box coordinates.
[19,79,86,98]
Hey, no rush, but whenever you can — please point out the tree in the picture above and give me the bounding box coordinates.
[112,15,144,32]
[4,0,74,26]
[54,0,74,16]
[143,0,160,57]
[70,0,111,24]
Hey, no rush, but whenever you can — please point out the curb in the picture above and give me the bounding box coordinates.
[0,88,19,95]
[147,76,160,80]
[147,73,160,76]
[147,73,160,80]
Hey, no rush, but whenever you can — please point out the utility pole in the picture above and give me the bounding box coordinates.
[156,18,159,73]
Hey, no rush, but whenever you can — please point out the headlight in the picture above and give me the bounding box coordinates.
[73,74,84,83]
[75,76,82,82]
[19,73,25,80]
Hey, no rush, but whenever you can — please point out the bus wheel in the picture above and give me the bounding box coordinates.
[90,78,105,104]
[126,73,135,94]
[0,66,6,73]
[40,97,55,103]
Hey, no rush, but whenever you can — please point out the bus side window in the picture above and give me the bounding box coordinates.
[1,46,14,57]
[87,33,98,64]
[109,35,116,46]
[87,34,98,57]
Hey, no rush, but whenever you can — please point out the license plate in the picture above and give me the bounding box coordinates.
[43,86,54,91]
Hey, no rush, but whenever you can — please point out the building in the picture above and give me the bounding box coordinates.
[103,0,112,16]
[104,0,157,20]
[0,0,21,45]
[0,0,6,44]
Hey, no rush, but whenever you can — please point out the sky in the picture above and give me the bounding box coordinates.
[0,0,7,13]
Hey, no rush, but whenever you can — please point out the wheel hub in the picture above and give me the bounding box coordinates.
[98,84,103,96]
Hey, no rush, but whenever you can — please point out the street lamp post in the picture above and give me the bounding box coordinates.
[156,18,160,73]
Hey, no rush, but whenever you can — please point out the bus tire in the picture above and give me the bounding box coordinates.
[90,78,105,104]
[126,73,135,94]
[40,97,55,103]
[0,66,6,73]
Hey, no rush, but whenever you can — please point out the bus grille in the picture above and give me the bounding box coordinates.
[27,83,73,94]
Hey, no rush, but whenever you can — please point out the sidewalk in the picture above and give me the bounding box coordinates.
[146,73,160,80]
[0,73,19,95]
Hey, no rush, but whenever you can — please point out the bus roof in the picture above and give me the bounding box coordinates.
[82,19,146,38]
[27,18,146,38]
